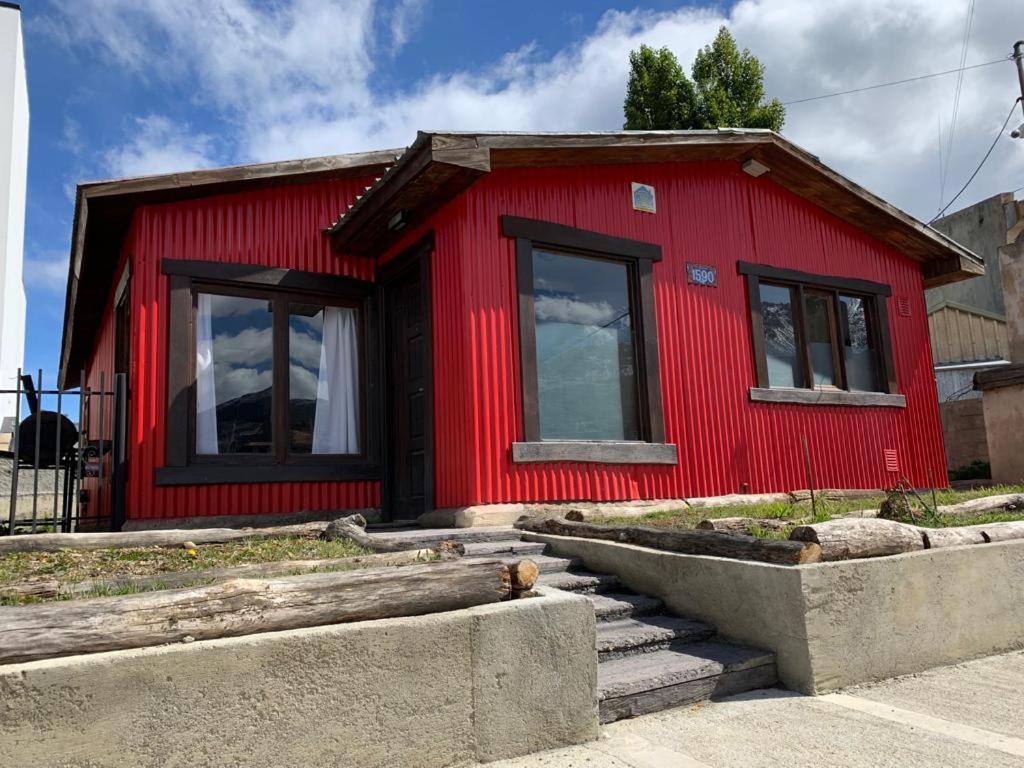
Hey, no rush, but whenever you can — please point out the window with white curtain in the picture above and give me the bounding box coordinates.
[193,288,362,460]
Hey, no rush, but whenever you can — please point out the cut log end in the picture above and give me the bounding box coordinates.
[508,559,540,592]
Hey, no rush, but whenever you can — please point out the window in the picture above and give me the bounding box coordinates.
[194,291,361,459]
[503,216,676,465]
[159,260,378,485]
[741,262,902,407]
[532,249,640,441]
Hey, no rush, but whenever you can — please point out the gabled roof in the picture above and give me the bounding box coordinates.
[60,149,399,388]
[327,130,983,289]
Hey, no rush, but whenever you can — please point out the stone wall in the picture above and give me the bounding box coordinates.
[0,587,598,768]
[938,399,989,471]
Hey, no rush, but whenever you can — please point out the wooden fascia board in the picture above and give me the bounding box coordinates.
[329,135,490,255]
[58,190,89,389]
[80,150,399,200]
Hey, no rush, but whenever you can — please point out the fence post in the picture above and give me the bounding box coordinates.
[5,369,21,535]
[110,373,128,532]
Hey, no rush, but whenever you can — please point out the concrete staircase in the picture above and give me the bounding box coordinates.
[394,526,779,724]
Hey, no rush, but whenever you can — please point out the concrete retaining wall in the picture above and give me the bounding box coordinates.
[938,398,989,471]
[527,533,1024,694]
[0,587,598,768]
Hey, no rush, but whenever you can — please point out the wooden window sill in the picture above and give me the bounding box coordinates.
[748,387,907,408]
[155,463,380,486]
[511,441,678,465]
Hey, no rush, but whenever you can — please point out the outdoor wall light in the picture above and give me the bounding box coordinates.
[388,209,411,232]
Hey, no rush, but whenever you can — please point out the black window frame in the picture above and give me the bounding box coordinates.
[157,259,380,486]
[740,261,901,404]
[503,216,675,465]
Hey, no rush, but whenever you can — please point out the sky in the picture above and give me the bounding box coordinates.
[14,0,1024,378]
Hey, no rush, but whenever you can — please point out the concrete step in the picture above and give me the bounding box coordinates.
[598,641,777,724]
[538,570,621,594]
[596,616,714,661]
[588,592,663,621]
[461,540,546,557]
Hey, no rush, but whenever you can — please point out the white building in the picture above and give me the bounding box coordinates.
[0,2,26,428]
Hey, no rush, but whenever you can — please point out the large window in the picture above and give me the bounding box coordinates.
[503,216,675,465]
[532,249,640,441]
[194,291,361,458]
[741,262,901,406]
[159,260,378,485]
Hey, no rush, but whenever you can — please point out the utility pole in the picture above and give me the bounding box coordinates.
[1012,40,1024,138]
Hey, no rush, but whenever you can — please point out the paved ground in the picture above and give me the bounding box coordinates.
[488,650,1024,768]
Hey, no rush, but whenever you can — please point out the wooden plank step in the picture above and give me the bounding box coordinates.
[538,570,620,593]
[588,592,663,621]
[370,527,518,546]
[598,641,777,724]
[497,554,581,574]
[596,616,714,661]
[461,540,547,557]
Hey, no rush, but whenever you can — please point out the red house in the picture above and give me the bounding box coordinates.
[58,130,982,529]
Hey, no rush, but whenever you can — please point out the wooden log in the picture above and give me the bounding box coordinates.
[0,520,339,555]
[0,548,444,602]
[507,558,539,592]
[320,516,465,555]
[696,517,793,534]
[789,488,881,504]
[789,518,925,561]
[0,558,512,665]
[935,494,1024,518]
[684,493,792,509]
[515,516,820,565]
[920,527,988,549]
[978,521,1024,543]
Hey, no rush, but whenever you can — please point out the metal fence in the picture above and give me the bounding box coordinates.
[1,369,127,535]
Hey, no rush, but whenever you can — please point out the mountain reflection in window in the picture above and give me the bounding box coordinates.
[195,293,273,454]
[532,249,639,440]
[758,283,800,388]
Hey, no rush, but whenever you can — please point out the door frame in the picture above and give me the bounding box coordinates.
[377,234,435,521]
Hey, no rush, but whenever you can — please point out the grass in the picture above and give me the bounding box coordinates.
[593,484,1024,539]
[0,535,379,605]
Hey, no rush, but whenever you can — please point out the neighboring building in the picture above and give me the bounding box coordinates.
[0,2,27,423]
[926,192,1023,472]
[928,192,1020,401]
[58,130,982,528]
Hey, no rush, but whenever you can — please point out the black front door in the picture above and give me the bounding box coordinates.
[380,242,433,520]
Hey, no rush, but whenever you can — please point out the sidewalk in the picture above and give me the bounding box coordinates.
[488,650,1024,767]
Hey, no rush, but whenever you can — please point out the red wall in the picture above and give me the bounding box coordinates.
[428,161,947,506]
[83,159,948,521]
[118,178,382,521]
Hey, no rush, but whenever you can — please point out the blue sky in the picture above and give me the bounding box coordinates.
[15,0,1024,380]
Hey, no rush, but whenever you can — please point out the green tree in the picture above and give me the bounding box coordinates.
[623,27,785,132]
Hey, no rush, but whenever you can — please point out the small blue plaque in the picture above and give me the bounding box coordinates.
[686,263,717,287]
[631,182,656,213]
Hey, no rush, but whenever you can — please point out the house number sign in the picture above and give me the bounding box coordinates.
[686,263,717,287]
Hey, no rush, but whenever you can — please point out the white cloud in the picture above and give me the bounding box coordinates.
[390,0,427,51]
[24,248,68,291]
[535,296,619,326]
[51,0,1024,220]
[103,115,218,178]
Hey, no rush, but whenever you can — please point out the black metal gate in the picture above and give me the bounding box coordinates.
[1,369,127,534]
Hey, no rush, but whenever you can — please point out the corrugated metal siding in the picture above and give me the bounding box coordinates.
[121,179,381,521]
[928,304,1008,364]
[431,161,947,506]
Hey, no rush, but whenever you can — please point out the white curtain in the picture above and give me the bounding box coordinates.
[195,293,219,454]
[312,307,360,454]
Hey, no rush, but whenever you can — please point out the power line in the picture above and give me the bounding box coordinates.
[940,0,977,205]
[929,98,1022,223]
[782,56,1010,105]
